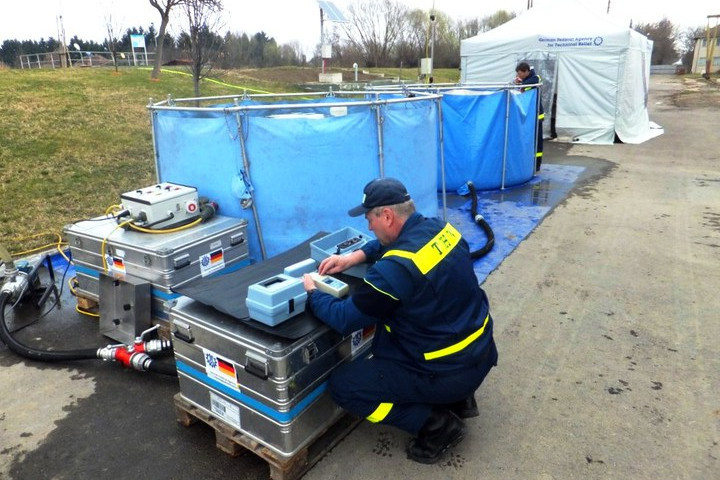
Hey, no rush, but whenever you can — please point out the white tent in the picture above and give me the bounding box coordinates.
[460,1,662,145]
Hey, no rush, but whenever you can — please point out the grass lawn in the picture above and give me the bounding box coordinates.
[0,65,459,254]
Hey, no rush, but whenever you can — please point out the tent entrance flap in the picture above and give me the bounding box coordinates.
[517,51,557,139]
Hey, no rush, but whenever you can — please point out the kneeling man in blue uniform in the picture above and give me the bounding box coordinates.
[302,178,498,464]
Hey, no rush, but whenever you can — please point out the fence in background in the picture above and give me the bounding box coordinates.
[18,51,157,69]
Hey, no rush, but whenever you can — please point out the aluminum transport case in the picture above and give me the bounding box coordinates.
[170,296,374,458]
[64,214,250,320]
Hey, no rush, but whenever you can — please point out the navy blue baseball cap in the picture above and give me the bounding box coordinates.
[348,178,411,217]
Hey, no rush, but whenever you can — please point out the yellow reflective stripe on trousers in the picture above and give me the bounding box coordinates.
[382,223,461,275]
[423,314,490,361]
[367,402,393,423]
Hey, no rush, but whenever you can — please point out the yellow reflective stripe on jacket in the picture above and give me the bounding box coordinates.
[423,314,490,361]
[382,223,461,275]
[364,278,399,301]
[367,402,393,423]
[384,324,391,333]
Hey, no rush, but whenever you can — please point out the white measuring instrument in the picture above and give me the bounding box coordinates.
[309,272,349,298]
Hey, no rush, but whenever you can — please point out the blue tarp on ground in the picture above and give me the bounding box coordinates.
[447,164,586,284]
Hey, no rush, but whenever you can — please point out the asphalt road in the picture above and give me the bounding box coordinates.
[1,75,718,480]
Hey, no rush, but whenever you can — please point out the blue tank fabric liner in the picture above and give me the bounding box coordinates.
[446,164,586,285]
[154,97,439,260]
[441,88,537,191]
[153,89,543,260]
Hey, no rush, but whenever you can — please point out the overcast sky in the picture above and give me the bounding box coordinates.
[1,0,716,54]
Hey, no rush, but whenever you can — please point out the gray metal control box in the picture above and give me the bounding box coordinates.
[120,182,199,230]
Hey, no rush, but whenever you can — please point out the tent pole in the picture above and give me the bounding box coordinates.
[501,88,510,190]
[374,99,386,177]
[148,98,161,182]
[534,83,541,175]
[437,96,447,221]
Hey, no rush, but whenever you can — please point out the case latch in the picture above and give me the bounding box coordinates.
[244,351,270,380]
[172,319,194,343]
[173,253,190,269]
[303,342,319,364]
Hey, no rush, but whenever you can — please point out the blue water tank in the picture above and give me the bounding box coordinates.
[150,94,441,261]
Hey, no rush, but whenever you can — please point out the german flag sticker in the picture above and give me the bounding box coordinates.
[200,248,225,276]
[217,357,236,377]
[203,348,239,390]
[112,256,126,273]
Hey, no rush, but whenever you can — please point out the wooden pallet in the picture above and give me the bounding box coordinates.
[173,393,361,480]
[75,294,99,311]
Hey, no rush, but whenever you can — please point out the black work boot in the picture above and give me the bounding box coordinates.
[447,395,479,419]
[407,409,465,464]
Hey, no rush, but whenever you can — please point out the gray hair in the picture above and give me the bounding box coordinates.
[369,199,416,219]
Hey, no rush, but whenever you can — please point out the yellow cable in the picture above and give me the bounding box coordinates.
[138,67,273,94]
[9,231,58,243]
[56,244,71,264]
[10,232,71,266]
[68,276,78,295]
[12,241,68,257]
[127,217,202,234]
[76,305,99,318]
[100,218,201,272]
[101,220,133,273]
[105,204,124,215]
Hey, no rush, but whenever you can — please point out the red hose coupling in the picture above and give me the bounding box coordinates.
[113,345,134,368]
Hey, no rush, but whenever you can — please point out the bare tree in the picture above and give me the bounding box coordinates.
[182,0,223,97]
[343,0,409,67]
[458,18,483,39]
[679,26,705,70]
[149,0,186,80]
[104,14,122,72]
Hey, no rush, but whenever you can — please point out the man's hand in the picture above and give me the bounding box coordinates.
[318,254,351,275]
[318,250,366,275]
[302,274,317,293]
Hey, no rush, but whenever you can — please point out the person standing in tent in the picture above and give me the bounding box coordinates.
[514,61,544,172]
[302,177,498,465]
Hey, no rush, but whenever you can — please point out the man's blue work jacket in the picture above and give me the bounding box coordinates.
[308,212,494,374]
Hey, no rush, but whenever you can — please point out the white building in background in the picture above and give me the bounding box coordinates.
[691,36,720,74]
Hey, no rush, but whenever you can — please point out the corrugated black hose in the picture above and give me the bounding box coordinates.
[0,291,177,376]
[466,181,495,259]
[0,291,99,361]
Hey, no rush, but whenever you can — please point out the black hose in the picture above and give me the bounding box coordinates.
[0,292,100,362]
[466,181,495,259]
[1,292,177,376]
[146,358,178,376]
